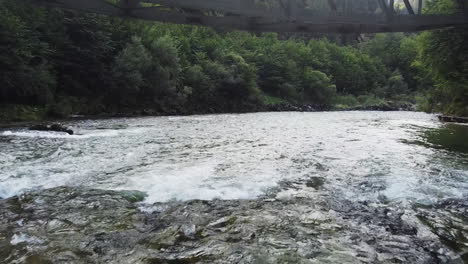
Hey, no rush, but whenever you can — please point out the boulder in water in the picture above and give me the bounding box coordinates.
[29,123,74,135]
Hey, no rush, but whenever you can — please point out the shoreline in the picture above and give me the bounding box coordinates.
[0,102,418,129]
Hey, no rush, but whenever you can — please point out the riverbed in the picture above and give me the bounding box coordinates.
[0,111,467,263]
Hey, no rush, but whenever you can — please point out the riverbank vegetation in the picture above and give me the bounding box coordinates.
[0,0,466,122]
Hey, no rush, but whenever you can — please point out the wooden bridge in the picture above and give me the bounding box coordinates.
[21,0,468,33]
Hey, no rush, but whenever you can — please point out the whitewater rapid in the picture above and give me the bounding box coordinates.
[0,112,467,206]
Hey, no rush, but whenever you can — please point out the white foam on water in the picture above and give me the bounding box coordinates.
[168,116,215,121]
[382,169,467,205]
[0,126,156,140]
[0,130,121,139]
[10,233,45,245]
[0,152,16,163]
[118,160,279,203]
[0,112,466,206]
[1,130,72,138]
[0,179,31,198]
[0,170,77,199]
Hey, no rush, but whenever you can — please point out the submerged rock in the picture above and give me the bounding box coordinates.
[0,187,465,263]
[305,177,325,190]
[29,123,74,135]
[118,190,148,203]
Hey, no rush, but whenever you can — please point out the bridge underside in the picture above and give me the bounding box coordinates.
[21,0,468,33]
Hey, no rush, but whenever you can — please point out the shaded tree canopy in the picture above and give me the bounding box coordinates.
[0,0,466,120]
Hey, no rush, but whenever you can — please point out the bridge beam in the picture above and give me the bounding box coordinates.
[128,7,468,33]
[327,0,338,12]
[17,0,468,34]
[22,0,122,16]
[141,0,273,18]
[389,0,395,14]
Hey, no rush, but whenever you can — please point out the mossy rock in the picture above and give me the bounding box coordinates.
[306,177,325,190]
[118,190,148,203]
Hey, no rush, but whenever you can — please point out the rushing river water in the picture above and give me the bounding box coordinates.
[1,111,467,204]
[1,111,468,263]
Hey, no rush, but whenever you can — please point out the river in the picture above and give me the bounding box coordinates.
[1,111,467,263]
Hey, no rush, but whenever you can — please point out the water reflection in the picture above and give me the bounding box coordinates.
[420,124,468,154]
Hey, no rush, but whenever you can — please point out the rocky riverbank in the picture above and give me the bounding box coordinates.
[0,101,417,127]
[266,101,416,112]
[1,187,466,263]
[438,115,468,123]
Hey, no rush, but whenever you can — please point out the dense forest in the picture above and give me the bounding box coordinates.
[0,0,467,122]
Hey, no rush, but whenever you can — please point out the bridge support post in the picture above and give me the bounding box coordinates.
[402,0,415,15]
[328,0,338,13]
[278,0,298,20]
[418,0,423,15]
[288,0,298,20]
[378,0,393,20]
[346,0,353,15]
[456,0,468,16]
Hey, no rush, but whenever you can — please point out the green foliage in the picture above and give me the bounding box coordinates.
[414,0,468,116]
[218,52,259,101]
[415,94,433,113]
[48,100,72,118]
[356,95,386,106]
[384,70,410,97]
[359,33,419,93]
[143,35,181,98]
[0,104,46,122]
[332,94,407,110]
[1,0,466,120]
[332,95,360,109]
[0,1,55,105]
[301,69,336,104]
[261,95,288,105]
[111,36,151,105]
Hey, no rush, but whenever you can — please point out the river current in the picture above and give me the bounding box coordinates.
[1,111,468,262]
[0,111,467,204]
